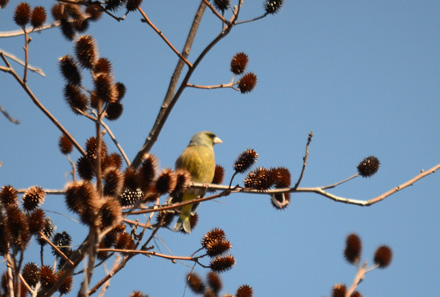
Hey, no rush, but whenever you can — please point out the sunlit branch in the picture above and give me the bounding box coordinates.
[294,131,313,189]
[0,49,45,77]
[201,0,229,24]
[0,104,20,124]
[97,248,200,262]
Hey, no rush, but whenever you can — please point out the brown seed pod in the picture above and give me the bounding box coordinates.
[51,4,66,21]
[75,35,97,69]
[202,228,226,249]
[94,73,117,103]
[64,181,98,215]
[0,185,18,207]
[59,134,74,155]
[265,0,284,14]
[357,156,380,178]
[31,6,47,29]
[244,167,274,190]
[238,72,257,94]
[60,19,75,41]
[126,0,143,11]
[155,169,177,195]
[171,169,192,196]
[205,238,232,257]
[119,189,143,207]
[374,245,392,268]
[86,136,107,162]
[22,186,46,211]
[137,154,158,192]
[27,209,45,235]
[40,265,57,289]
[77,156,95,181]
[236,284,253,297]
[115,232,134,249]
[350,291,363,297]
[332,284,347,297]
[213,0,230,12]
[59,55,81,85]
[270,192,291,210]
[234,149,258,173]
[85,4,102,21]
[93,57,112,74]
[14,2,31,27]
[6,205,30,250]
[230,52,248,75]
[99,198,122,229]
[105,102,123,120]
[115,82,126,100]
[105,153,123,170]
[207,272,222,293]
[210,255,235,273]
[103,167,124,198]
[272,167,291,188]
[187,272,205,294]
[212,165,225,185]
[344,233,362,264]
[57,270,73,295]
[64,83,88,114]
[22,262,40,287]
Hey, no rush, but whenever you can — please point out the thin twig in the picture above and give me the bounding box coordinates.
[138,7,192,68]
[346,262,368,296]
[186,82,235,90]
[97,248,200,262]
[0,104,20,124]
[235,13,268,25]
[201,0,229,24]
[294,131,313,189]
[0,52,86,157]
[322,173,359,190]
[0,49,45,77]
[100,120,130,166]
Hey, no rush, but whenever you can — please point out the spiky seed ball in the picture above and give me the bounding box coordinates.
[65,181,98,214]
[265,0,284,14]
[64,83,88,114]
[115,82,126,100]
[0,215,9,256]
[59,55,81,85]
[357,156,380,178]
[75,35,97,69]
[207,272,222,293]
[331,284,347,297]
[99,198,122,229]
[94,73,117,103]
[38,217,56,246]
[270,192,291,210]
[234,149,258,173]
[205,239,232,257]
[374,245,392,268]
[93,57,112,74]
[22,186,46,211]
[86,136,108,161]
[212,165,225,185]
[60,19,75,41]
[238,72,257,94]
[77,156,95,180]
[210,255,235,273]
[85,4,102,21]
[103,167,124,198]
[155,211,174,228]
[115,232,134,249]
[187,272,205,294]
[119,189,142,207]
[58,134,74,155]
[236,284,253,297]
[126,0,143,11]
[0,0,9,8]
[350,291,363,297]
[202,228,226,249]
[22,262,40,287]
[1,185,18,207]
[213,0,230,12]
[106,102,124,120]
[105,153,123,170]
[40,265,57,289]
[105,0,125,11]
[51,4,66,21]
[72,17,89,32]
[52,231,72,256]
[14,2,31,27]
[344,233,362,264]
[189,213,199,231]
[244,167,274,190]
[137,154,158,192]
[31,6,46,29]
[65,4,82,19]
[273,167,291,188]
[27,209,45,235]
[6,205,30,250]
[171,169,192,196]
[155,169,177,195]
[230,52,248,75]
[130,291,149,297]
[123,167,138,191]
[57,270,73,295]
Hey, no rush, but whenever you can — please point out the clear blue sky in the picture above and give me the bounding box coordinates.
[1,1,439,296]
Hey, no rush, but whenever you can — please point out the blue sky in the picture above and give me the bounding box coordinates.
[1,1,439,296]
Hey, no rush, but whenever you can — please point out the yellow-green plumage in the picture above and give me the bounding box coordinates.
[174,131,222,233]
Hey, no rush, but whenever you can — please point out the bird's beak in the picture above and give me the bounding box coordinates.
[213,136,222,144]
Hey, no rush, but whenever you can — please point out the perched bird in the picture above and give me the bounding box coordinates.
[174,131,222,233]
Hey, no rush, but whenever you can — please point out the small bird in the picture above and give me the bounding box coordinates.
[174,131,222,233]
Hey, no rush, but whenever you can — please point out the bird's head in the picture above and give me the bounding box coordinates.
[189,131,222,148]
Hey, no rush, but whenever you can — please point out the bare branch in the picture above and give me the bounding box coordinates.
[0,104,20,124]
[0,49,45,77]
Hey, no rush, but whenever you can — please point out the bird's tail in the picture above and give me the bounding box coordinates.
[174,203,193,233]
